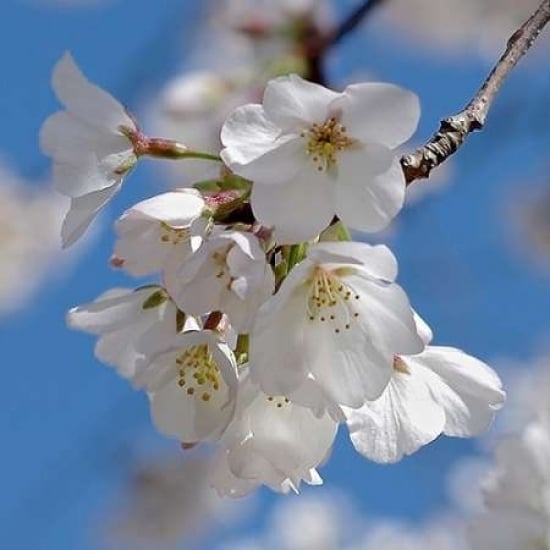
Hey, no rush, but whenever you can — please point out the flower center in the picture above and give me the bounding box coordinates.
[266,395,291,409]
[306,268,360,334]
[175,344,221,402]
[159,222,190,245]
[302,117,353,172]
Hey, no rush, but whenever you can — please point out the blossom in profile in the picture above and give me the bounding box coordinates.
[40,52,138,247]
[250,241,423,408]
[67,287,178,382]
[345,341,505,463]
[112,189,211,277]
[221,74,419,243]
[211,368,337,496]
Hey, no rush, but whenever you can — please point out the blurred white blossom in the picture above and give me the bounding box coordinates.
[380,0,544,57]
[0,162,76,317]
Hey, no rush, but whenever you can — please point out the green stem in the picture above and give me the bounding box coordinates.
[143,138,222,162]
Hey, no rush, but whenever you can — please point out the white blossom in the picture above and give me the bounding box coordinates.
[111,189,210,277]
[221,74,419,243]
[166,229,275,333]
[250,241,423,408]
[211,368,337,496]
[67,287,178,382]
[345,344,505,463]
[139,330,238,444]
[40,52,138,247]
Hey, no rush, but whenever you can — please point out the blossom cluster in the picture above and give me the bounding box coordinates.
[40,51,505,497]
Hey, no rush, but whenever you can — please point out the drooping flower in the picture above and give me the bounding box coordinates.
[221,74,419,243]
[211,367,337,496]
[67,286,178,382]
[166,229,275,333]
[111,189,211,277]
[250,241,423,408]
[40,52,138,247]
[139,330,238,445]
[345,316,505,463]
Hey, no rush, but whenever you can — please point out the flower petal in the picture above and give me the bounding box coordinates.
[52,52,135,132]
[345,274,424,356]
[263,74,340,130]
[305,315,394,406]
[345,367,446,463]
[251,164,334,244]
[409,346,505,437]
[221,104,304,184]
[41,112,133,198]
[61,182,122,247]
[307,241,398,281]
[337,82,420,149]
[335,150,405,233]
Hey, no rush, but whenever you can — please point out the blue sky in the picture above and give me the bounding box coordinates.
[1,1,550,549]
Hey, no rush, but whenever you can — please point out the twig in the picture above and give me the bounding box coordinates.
[401,0,550,185]
[325,0,387,49]
[304,0,388,84]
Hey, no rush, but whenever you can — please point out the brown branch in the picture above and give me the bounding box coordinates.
[325,0,387,49]
[401,0,550,185]
[304,0,388,85]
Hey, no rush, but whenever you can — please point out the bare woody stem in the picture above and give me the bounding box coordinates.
[305,0,387,84]
[401,0,550,185]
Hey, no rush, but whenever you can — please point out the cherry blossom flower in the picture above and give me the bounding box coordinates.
[111,189,211,277]
[211,368,336,496]
[345,316,505,463]
[40,52,138,247]
[221,74,419,243]
[250,241,423,408]
[67,287,178,382]
[166,230,275,333]
[139,330,238,444]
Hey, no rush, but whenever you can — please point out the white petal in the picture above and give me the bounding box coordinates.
[262,74,340,130]
[220,104,304,184]
[250,164,334,244]
[67,288,177,381]
[126,190,205,226]
[345,368,446,463]
[52,52,135,132]
[149,379,231,443]
[61,182,122,248]
[210,450,259,498]
[250,288,311,396]
[408,346,505,437]
[345,273,424,356]
[413,310,433,345]
[307,241,398,281]
[41,111,133,197]
[67,288,137,334]
[335,151,405,233]
[337,82,420,149]
[305,315,394,406]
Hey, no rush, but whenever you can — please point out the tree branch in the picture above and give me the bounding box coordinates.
[325,0,387,50]
[401,0,550,185]
[305,0,388,85]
